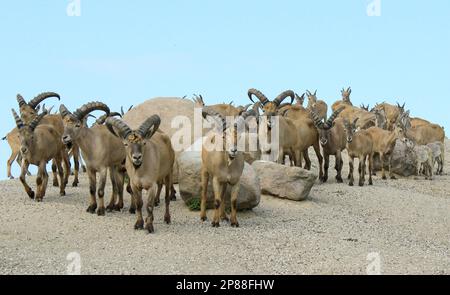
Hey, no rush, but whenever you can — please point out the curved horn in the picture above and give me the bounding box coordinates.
[242,103,252,112]
[17,94,26,107]
[12,109,24,129]
[202,107,227,131]
[105,117,132,139]
[28,92,60,110]
[248,88,269,105]
[324,107,344,129]
[273,90,295,106]
[59,104,73,119]
[137,115,161,139]
[309,109,324,129]
[29,109,48,131]
[73,102,110,121]
[96,112,122,125]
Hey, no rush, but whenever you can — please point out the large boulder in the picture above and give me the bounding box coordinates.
[123,97,199,183]
[372,139,417,177]
[252,161,317,201]
[177,147,261,211]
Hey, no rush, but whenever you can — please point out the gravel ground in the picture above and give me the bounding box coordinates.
[0,140,449,275]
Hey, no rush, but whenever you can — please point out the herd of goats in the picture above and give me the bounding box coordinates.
[3,87,446,232]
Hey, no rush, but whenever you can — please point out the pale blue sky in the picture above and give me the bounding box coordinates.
[1,0,449,179]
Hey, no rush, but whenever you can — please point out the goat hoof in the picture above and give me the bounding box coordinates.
[134,220,144,230]
[164,214,171,224]
[72,182,78,187]
[145,223,154,233]
[200,216,207,222]
[382,176,387,180]
[9,176,14,180]
[336,177,343,183]
[113,204,123,211]
[53,181,59,187]
[154,200,160,207]
[359,182,364,187]
[369,181,373,185]
[231,222,239,228]
[170,194,177,201]
[97,207,106,216]
[211,221,220,227]
[390,176,397,180]
[60,191,66,197]
[86,204,97,214]
[28,191,35,199]
[106,205,114,212]
[349,182,354,187]
[129,207,136,214]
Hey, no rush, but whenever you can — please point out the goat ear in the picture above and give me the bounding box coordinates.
[314,90,317,96]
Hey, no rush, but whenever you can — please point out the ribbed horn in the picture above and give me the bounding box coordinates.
[29,110,47,131]
[273,90,295,106]
[137,115,161,139]
[105,117,132,139]
[96,112,122,125]
[242,104,252,112]
[17,94,26,107]
[73,102,110,120]
[202,107,227,131]
[248,88,269,105]
[28,92,60,110]
[324,107,344,129]
[12,109,24,129]
[59,104,73,119]
[309,109,325,129]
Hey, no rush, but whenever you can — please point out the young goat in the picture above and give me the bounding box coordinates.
[12,109,69,201]
[403,139,433,180]
[106,116,175,233]
[344,118,374,186]
[427,142,445,175]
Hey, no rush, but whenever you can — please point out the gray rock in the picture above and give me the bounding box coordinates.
[373,139,417,177]
[252,160,317,201]
[177,149,260,211]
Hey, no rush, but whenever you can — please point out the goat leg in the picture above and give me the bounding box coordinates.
[20,160,34,199]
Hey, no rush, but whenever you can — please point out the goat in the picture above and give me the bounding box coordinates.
[16,92,83,187]
[427,142,445,175]
[60,102,126,216]
[310,107,346,183]
[199,109,253,227]
[366,126,403,180]
[306,90,328,121]
[248,89,300,166]
[372,102,405,131]
[403,139,433,180]
[331,87,353,111]
[343,118,374,186]
[12,109,69,201]
[106,116,175,233]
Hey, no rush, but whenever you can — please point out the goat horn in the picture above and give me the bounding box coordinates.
[105,117,132,139]
[324,107,344,129]
[137,115,161,139]
[29,110,48,131]
[273,90,295,106]
[73,102,110,121]
[309,109,325,129]
[28,92,60,110]
[12,109,25,129]
[59,104,73,119]
[242,104,252,112]
[96,112,122,125]
[240,109,258,121]
[248,88,269,105]
[17,94,27,107]
[202,107,227,131]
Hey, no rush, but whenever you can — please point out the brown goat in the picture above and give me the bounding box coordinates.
[12,109,69,201]
[306,90,328,121]
[344,118,374,186]
[331,87,353,111]
[310,107,346,183]
[106,116,175,233]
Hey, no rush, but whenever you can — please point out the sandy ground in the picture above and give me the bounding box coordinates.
[0,140,449,275]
